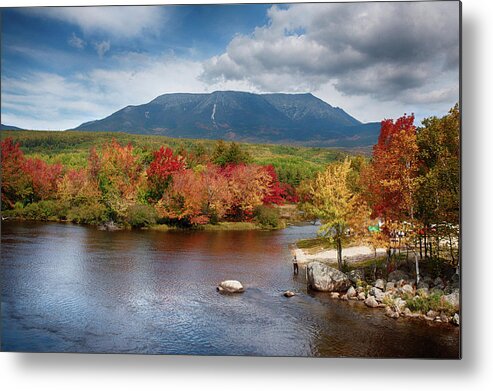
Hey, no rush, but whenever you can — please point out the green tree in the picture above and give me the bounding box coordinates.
[415,104,460,264]
[212,140,251,166]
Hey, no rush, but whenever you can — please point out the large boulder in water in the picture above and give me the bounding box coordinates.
[307,262,351,292]
[217,280,245,293]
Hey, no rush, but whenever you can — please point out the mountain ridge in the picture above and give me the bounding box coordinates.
[74,91,380,147]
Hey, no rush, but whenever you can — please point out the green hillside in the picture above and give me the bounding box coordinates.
[1,130,351,186]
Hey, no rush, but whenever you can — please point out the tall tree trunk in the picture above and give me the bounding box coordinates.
[337,236,343,271]
[386,247,391,277]
[424,231,428,259]
[436,231,440,260]
[419,236,423,260]
[448,231,456,264]
[415,252,420,285]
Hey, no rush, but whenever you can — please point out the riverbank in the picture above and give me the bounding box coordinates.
[1,213,283,232]
[147,221,263,232]
[293,244,387,267]
[293,244,460,327]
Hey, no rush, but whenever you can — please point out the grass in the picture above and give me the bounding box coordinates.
[296,237,335,254]
[147,221,260,232]
[405,292,455,316]
[201,222,260,231]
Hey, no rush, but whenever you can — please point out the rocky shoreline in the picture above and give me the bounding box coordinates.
[305,261,460,326]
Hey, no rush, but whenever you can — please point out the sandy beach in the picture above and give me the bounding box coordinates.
[294,246,387,266]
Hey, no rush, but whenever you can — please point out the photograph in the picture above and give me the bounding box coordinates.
[1,1,460,358]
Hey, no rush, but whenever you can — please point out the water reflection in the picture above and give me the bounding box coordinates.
[1,221,459,357]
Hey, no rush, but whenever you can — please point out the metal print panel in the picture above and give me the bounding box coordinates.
[0,1,461,358]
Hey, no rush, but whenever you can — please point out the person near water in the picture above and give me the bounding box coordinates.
[293,254,299,275]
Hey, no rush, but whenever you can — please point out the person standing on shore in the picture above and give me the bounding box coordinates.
[293,254,299,275]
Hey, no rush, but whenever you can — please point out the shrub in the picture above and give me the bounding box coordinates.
[67,202,109,225]
[406,292,455,315]
[126,204,158,228]
[254,205,280,228]
[17,200,68,221]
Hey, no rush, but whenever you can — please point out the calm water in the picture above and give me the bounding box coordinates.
[1,221,459,357]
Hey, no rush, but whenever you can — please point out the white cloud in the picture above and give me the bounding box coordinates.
[2,3,460,129]
[1,53,211,130]
[93,40,111,58]
[29,6,166,38]
[68,33,85,49]
[202,2,460,115]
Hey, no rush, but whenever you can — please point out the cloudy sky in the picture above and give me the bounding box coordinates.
[1,2,460,130]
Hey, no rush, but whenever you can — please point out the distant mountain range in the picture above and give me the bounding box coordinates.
[74,91,381,147]
[1,124,25,131]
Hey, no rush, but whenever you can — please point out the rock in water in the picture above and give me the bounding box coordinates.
[346,286,357,298]
[369,286,385,302]
[365,296,379,308]
[306,262,351,292]
[283,290,295,297]
[217,280,244,293]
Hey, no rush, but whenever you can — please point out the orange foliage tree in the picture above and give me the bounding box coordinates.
[92,140,147,220]
[223,164,272,220]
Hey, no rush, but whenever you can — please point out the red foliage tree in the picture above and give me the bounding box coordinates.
[362,114,419,221]
[1,138,30,208]
[22,158,63,202]
[261,165,286,205]
[146,146,186,201]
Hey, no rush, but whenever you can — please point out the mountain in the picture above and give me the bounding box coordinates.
[1,123,25,131]
[74,91,380,147]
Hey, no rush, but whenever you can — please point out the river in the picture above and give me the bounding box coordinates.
[1,221,459,357]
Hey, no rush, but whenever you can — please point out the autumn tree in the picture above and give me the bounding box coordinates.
[1,138,63,208]
[1,138,30,208]
[305,158,370,270]
[261,165,286,205]
[360,115,419,273]
[362,114,419,222]
[57,168,101,206]
[201,164,233,223]
[146,146,186,201]
[22,158,63,202]
[415,104,460,264]
[94,140,146,221]
[222,164,272,220]
[157,169,209,225]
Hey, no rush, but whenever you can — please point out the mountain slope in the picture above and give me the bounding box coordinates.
[1,123,25,131]
[74,91,380,147]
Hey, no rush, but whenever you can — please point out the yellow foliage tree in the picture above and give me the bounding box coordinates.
[306,158,370,270]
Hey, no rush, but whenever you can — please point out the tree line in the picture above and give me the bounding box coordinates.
[1,139,296,228]
[1,103,460,267]
[298,104,460,272]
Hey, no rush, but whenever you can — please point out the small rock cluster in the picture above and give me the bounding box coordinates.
[307,261,460,326]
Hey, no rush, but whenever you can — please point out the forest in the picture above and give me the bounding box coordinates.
[1,104,460,267]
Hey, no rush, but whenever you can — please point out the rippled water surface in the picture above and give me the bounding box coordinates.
[1,221,459,357]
